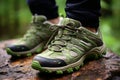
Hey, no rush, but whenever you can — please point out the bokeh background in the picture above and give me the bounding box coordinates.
[0,0,120,54]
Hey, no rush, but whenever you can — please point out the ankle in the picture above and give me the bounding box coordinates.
[85,27,97,33]
[48,17,60,24]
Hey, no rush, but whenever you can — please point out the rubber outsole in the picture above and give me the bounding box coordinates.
[32,52,106,74]
[31,45,106,74]
[6,48,33,57]
[32,60,82,74]
[6,42,46,57]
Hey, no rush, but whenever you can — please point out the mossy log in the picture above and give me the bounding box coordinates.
[0,39,120,80]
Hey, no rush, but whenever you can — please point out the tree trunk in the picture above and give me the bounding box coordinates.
[13,0,20,36]
[111,0,120,39]
[0,0,10,38]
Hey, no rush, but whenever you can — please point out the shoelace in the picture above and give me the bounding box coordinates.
[48,25,77,52]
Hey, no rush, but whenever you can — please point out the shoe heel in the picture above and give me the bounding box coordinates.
[85,47,106,63]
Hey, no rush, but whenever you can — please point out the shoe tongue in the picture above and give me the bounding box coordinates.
[61,18,82,29]
[32,15,47,23]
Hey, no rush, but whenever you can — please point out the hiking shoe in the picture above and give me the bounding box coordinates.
[32,18,106,74]
[6,15,60,57]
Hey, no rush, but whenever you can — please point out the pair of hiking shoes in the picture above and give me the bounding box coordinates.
[6,15,106,74]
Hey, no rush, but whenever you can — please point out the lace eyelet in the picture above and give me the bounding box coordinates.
[49,25,57,31]
[66,22,75,27]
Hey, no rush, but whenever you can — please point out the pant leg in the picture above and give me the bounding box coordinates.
[27,0,59,20]
[65,0,101,29]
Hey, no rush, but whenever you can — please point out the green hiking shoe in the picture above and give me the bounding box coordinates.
[6,15,59,57]
[32,18,106,74]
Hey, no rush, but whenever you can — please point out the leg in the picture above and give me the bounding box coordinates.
[27,0,59,20]
[65,0,101,31]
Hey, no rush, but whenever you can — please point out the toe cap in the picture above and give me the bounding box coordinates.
[7,45,30,52]
[33,56,67,67]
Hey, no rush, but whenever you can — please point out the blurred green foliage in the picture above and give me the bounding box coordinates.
[0,0,120,54]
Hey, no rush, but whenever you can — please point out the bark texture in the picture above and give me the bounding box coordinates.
[0,40,120,80]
